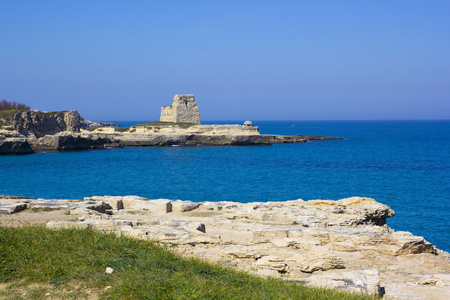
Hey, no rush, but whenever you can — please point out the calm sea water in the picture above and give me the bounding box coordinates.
[1,120,449,251]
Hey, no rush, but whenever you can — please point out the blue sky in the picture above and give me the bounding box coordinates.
[1,0,449,121]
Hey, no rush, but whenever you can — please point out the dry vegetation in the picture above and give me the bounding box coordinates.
[0,100,30,111]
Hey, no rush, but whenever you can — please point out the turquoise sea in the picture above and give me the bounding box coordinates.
[1,120,449,252]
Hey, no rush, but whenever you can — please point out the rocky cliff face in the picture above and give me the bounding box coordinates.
[160,95,201,124]
[12,111,80,138]
[29,133,115,151]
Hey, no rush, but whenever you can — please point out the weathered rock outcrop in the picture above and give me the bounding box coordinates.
[0,137,34,154]
[80,119,120,129]
[28,133,116,151]
[2,196,448,299]
[0,131,34,154]
[160,95,201,124]
[11,110,81,137]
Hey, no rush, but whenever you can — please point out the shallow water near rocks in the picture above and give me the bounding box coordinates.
[1,120,449,251]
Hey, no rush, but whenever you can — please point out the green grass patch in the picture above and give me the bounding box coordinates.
[0,226,375,299]
[114,127,130,132]
[0,110,28,117]
[113,121,197,132]
[0,110,20,115]
[30,207,60,213]
[0,110,33,127]
[134,121,197,128]
[0,110,19,125]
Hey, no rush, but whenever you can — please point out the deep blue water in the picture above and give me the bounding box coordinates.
[1,120,449,252]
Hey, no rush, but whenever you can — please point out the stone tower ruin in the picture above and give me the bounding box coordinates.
[160,94,201,124]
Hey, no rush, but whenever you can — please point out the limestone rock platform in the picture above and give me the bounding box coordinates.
[1,195,449,299]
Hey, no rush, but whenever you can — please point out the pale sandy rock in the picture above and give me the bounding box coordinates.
[271,237,322,248]
[257,269,280,278]
[252,230,288,243]
[111,220,133,227]
[298,269,381,296]
[0,202,28,214]
[181,221,207,234]
[84,195,149,211]
[419,274,450,287]
[219,242,344,274]
[289,248,345,273]
[154,230,191,244]
[89,127,117,133]
[127,124,260,136]
[122,195,149,201]
[392,231,436,255]
[288,229,331,245]
[219,247,261,259]
[253,256,288,272]
[434,274,450,287]
[46,221,92,229]
[3,196,449,299]
[122,198,172,213]
[172,200,201,212]
[328,228,436,255]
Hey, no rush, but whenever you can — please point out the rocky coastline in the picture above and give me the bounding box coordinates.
[1,195,449,299]
[0,110,341,154]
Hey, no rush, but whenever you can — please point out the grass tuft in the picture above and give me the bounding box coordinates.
[30,207,60,213]
[134,121,197,128]
[0,226,376,299]
[112,121,197,132]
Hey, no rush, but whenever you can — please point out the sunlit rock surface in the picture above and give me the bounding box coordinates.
[1,195,449,299]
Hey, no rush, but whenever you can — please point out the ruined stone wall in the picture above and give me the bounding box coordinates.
[160,106,175,122]
[160,95,201,124]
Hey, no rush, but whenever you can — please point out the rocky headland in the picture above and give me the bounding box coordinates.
[0,107,341,154]
[1,195,449,299]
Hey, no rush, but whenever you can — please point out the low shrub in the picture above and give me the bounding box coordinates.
[0,100,30,111]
